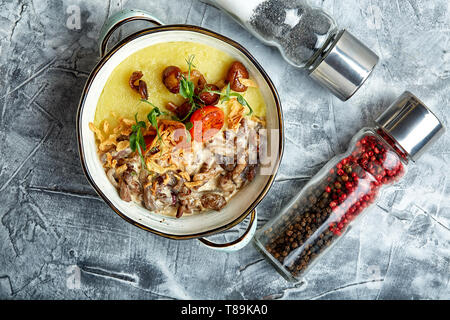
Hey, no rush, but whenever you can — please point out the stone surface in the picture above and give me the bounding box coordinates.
[0,0,449,300]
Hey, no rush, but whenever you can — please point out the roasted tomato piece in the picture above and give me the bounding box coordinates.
[189,106,224,143]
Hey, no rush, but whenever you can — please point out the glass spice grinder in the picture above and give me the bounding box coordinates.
[253,91,444,281]
[204,0,379,101]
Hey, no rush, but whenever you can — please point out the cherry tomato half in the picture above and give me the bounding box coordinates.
[144,134,155,150]
[189,106,224,143]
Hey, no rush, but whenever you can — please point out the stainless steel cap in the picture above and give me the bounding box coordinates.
[309,30,379,101]
[375,91,445,162]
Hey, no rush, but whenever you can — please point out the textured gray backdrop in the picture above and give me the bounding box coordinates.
[0,0,449,299]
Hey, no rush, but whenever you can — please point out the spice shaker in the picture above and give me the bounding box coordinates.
[204,0,379,101]
[253,91,444,281]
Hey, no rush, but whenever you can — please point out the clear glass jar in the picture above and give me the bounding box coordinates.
[206,0,379,100]
[254,128,406,280]
[253,91,444,281]
[248,1,338,69]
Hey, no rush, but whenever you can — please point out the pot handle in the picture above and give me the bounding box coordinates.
[98,8,164,58]
[198,209,258,252]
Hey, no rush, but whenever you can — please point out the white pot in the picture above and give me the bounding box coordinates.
[76,9,284,249]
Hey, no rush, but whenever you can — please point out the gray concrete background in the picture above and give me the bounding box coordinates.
[0,0,449,299]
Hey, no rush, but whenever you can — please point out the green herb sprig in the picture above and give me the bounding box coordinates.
[129,98,168,171]
[184,121,193,144]
[178,55,200,121]
[206,83,253,116]
[179,55,195,99]
[141,99,167,142]
[184,121,193,131]
[129,113,147,170]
